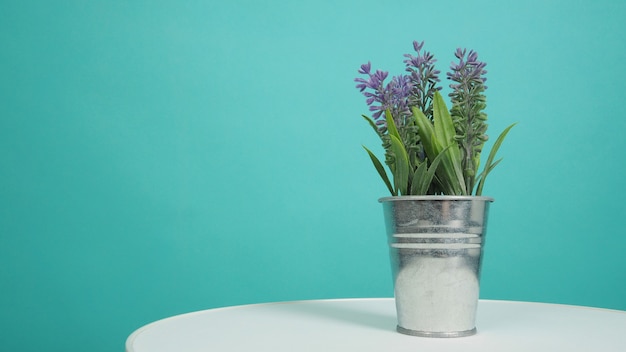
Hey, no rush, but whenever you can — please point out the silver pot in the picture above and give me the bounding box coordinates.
[379,196,494,337]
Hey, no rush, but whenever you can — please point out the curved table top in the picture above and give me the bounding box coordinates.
[126,298,626,352]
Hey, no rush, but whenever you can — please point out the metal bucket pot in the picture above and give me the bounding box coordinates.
[379,196,494,338]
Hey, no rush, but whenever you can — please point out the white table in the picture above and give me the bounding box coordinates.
[126,298,626,351]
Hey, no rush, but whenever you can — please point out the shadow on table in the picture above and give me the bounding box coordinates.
[271,299,397,332]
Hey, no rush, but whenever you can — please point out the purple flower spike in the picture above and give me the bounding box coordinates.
[359,62,371,74]
[413,40,424,52]
[447,48,488,88]
[354,61,413,132]
[403,40,441,119]
[375,70,389,83]
[447,46,490,193]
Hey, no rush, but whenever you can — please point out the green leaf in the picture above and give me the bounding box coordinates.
[389,134,410,195]
[421,145,451,195]
[412,107,437,161]
[410,162,428,195]
[414,107,455,194]
[385,109,401,141]
[411,145,451,195]
[475,159,502,196]
[432,91,457,150]
[363,145,396,196]
[475,123,517,195]
[432,91,466,194]
[484,158,503,175]
[361,115,382,137]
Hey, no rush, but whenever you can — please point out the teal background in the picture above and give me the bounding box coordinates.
[1,0,625,351]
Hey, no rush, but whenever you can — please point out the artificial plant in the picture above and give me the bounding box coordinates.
[355,41,515,196]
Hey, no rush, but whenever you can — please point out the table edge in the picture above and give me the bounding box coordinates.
[125,298,626,352]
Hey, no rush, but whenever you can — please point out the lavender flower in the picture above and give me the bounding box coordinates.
[388,75,413,122]
[447,48,488,92]
[447,48,489,192]
[355,62,412,132]
[403,41,441,119]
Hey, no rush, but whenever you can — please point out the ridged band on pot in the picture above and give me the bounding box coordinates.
[379,196,494,338]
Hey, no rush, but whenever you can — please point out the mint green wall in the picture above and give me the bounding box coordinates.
[1,1,625,351]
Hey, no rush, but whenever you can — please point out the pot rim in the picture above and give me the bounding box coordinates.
[378,195,494,203]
